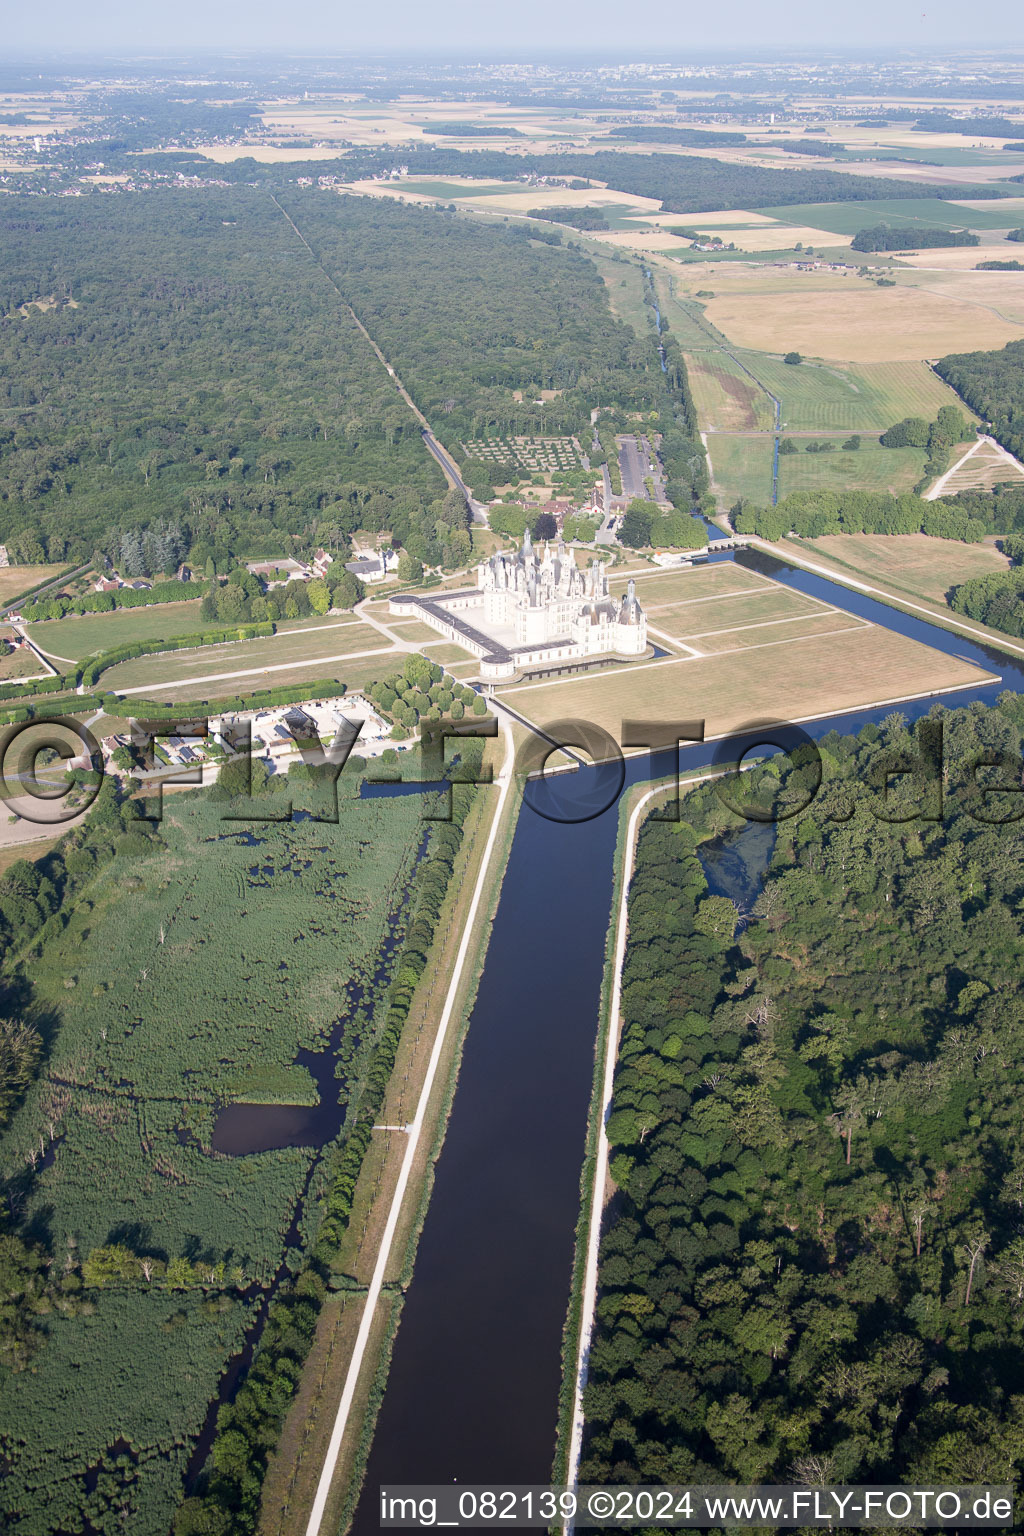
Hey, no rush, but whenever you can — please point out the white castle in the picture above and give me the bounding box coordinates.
[478,529,646,655]
[389,528,647,680]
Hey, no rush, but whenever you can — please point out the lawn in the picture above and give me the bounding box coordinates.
[693,610,866,654]
[778,441,928,497]
[759,198,1024,234]
[101,622,395,691]
[421,641,478,663]
[390,620,449,643]
[738,355,972,433]
[705,433,776,506]
[26,600,205,663]
[501,618,996,744]
[801,532,1011,605]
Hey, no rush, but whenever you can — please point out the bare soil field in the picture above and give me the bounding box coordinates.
[703,286,1024,361]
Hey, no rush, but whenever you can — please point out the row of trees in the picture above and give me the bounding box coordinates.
[733,487,988,543]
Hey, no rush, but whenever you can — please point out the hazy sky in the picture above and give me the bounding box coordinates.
[7,0,1024,56]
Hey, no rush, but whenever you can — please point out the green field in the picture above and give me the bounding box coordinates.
[760,198,1024,234]
[739,355,970,432]
[705,433,775,506]
[27,600,205,663]
[778,440,928,497]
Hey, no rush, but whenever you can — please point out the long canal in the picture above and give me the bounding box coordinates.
[344,546,1024,1526]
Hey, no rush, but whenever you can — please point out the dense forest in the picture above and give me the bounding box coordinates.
[583,702,1024,1488]
[733,488,994,543]
[851,226,979,252]
[0,187,708,570]
[280,193,710,511]
[325,147,1009,215]
[935,341,1024,463]
[0,190,443,568]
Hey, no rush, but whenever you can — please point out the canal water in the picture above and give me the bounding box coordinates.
[348,548,1024,1529]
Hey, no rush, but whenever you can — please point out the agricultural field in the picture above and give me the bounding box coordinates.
[501,594,995,744]
[704,433,775,506]
[100,622,395,692]
[683,352,775,431]
[800,532,1012,605]
[25,600,205,664]
[759,198,1024,234]
[777,440,928,497]
[461,435,583,475]
[739,355,970,432]
[703,283,1024,362]
[0,788,425,1535]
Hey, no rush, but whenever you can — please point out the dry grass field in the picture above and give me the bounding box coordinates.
[628,562,771,605]
[644,584,828,641]
[684,354,775,431]
[0,629,47,681]
[801,533,1011,605]
[100,621,394,692]
[703,285,1024,361]
[502,613,996,744]
[0,564,65,605]
[936,439,1024,495]
[119,652,394,705]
